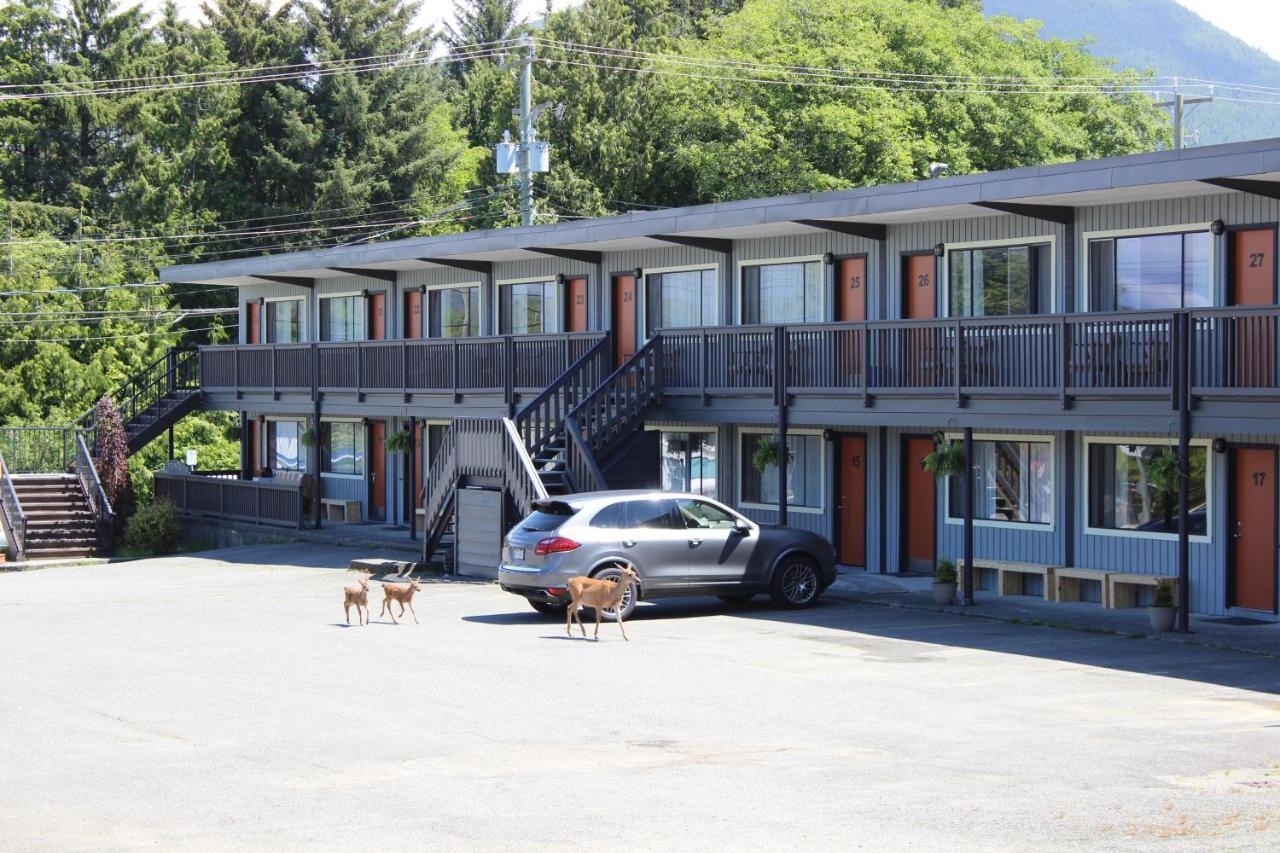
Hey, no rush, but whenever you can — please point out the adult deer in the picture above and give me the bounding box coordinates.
[566,565,640,641]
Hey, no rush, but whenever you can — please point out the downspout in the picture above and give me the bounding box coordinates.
[962,426,975,605]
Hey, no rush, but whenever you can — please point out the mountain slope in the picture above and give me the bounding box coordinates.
[985,0,1280,145]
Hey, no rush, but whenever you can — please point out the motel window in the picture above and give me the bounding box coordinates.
[268,420,305,472]
[266,299,303,343]
[660,431,717,498]
[740,432,823,510]
[1088,231,1212,311]
[429,285,479,338]
[742,260,824,324]
[321,421,365,477]
[948,244,1050,317]
[947,439,1053,525]
[646,269,717,335]
[319,295,365,342]
[1086,442,1208,536]
[499,280,562,335]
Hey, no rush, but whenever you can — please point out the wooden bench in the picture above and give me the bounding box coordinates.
[959,559,1056,601]
[1107,573,1177,609]
[321,498,361,524]
[1053,568,1112,607]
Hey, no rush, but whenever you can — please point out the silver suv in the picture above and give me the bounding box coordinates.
[498,491,837,619]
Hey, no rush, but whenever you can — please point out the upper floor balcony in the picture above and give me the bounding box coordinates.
[198,307,1280,416]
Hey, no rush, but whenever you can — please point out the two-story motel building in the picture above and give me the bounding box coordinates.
[158,137,1280,619]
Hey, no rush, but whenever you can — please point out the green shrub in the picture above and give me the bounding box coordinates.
[122,499,181,556]
[934,558,957,584]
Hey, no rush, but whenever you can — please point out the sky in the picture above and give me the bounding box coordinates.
[143,0,1280,65]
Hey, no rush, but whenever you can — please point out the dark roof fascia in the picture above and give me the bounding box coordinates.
[328,267,398,283]
[161,137,1280,284]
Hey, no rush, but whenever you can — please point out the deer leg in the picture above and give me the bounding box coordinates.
[594,606,602,640]
[387,597,399,624]
[379,597,387,618]
[407,600,419,624]
[344,603,350,625]
[617,609,628,642]
[565,601,573,637]
[397,601,406,617]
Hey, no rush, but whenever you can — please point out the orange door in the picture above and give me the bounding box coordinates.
[837,434,867,567]
[837,257,867,322]
[369,421,386,521]
[613,274,638,367]
[1233,227,1276,305]
[1232,447,1277,612]
[1232,228,1276,388]
[904,254,935,320]
[246,302,262,344]
[567,277,589,333]
[368,291,387,340]
[405,290,423,338]
[903,437,936,573]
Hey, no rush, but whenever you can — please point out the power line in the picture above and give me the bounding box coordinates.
[0,323,235,344]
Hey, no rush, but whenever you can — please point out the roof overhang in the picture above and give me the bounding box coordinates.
[162,137,1280,286]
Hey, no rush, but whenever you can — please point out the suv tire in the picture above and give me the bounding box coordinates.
[769,556,822,608]
[590,564,639,622]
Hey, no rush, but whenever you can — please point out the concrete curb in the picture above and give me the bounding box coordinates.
[0,557,111,573]
[823,586,1279,660]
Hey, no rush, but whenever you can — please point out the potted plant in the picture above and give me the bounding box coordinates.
[932,558,957,605]
[300,426,317,449]
[922,432,965,478]
[384,429,413,455]
[751,436,792,473]
[1149,579,1177,632]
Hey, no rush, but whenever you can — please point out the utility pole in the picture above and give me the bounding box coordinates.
[517,35,535,227]
[1155,87,1214,150]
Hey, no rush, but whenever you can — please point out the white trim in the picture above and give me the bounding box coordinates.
[941,432,1057,532]
[1081,435,1213,543]
[263,415,308,423]
[261,294,308,343]
[941,235,1057,316]
[736,426,826,515]
[420,281,482,339]
[1080,222,1217,312]
[734,255,826,324]
[492,275,562,334]
[643,264,719,335]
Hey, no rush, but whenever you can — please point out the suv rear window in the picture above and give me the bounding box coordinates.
[590,499,676,529]
[521,505,576,533]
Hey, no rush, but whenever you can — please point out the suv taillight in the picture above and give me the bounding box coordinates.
[535,536,581,555]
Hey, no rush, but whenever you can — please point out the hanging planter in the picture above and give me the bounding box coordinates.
[384,429,413,455]
[751,437,793,473]
[300,427,318,449]
[922,431,965,478]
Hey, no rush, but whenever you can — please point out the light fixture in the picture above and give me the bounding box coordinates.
[361,289,370,298]
[1213,437,1228,454]
[822,429,835,442]
[417,285,426,294]
[822,252,835,266]
[633,268,643,280]
[1210,219,1226,236]
[555,273,567,285]
[933,243,946,257]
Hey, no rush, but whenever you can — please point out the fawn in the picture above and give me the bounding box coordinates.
[566,565,640,641]
[380,578,422,624]
[343,577,370,626]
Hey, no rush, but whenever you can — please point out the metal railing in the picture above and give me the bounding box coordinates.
[515,332,612,460]
[0,448,27,561]
[420,425,458,563]
[0,427,78,474]
[154,471,305,528]
[199,332,606,402]
[656,307,1280,404]
[563,338,663,491]
[75,347,200,446]
[72,432,114,552]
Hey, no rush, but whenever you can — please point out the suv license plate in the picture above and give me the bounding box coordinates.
[511,547,525,561]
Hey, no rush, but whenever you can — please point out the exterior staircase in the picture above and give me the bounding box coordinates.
[9,474,104,560]
[419,333,664,567]
[79,348,202,454]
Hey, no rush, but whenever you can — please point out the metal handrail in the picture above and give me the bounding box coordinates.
[0,448,28,561]
[72,431,114,552]
[499,417,549,517]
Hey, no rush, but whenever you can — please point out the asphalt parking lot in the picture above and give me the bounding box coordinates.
[2,543,1278,852]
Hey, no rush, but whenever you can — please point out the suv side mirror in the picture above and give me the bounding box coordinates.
[734,519,751,536]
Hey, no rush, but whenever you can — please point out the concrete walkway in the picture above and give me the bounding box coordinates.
[828,568,1280,658]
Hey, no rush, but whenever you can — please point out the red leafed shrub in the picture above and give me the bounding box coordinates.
[94,396,135,521]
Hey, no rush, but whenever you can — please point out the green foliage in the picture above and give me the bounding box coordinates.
[923,434,965,478]
[1145,446,1182,497]
[750,436,792,473]
[93,396,134,520]
[122,498,181,556]
[934,558,957,584]
[1151,578,1176,609]
[384,429,413,454]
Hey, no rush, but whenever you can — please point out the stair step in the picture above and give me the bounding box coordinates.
[24,547,101,559]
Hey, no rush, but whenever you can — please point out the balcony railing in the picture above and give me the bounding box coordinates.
[199,332,606,399]
[657,306,1280,403]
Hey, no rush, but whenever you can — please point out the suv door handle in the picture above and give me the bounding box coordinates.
[688,538,703,546]
[621,539,637,548]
